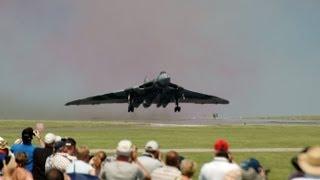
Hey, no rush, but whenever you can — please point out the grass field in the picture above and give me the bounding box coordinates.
[0,119,319,179]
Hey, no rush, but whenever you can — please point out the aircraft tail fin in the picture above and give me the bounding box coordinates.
[144,76,149,83]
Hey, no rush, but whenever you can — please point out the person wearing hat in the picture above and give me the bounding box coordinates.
[291,146,320,180]
[0,137,10,175]
[99,139,144,180]
[137,140,163,174]
[199,139,241,180]
[45,138,77,173]
[11,127,41,172]
[240,158,267,180]
[32,132,56,180]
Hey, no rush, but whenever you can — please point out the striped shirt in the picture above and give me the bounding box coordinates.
[45,152,76,173]
[151,166,181,180]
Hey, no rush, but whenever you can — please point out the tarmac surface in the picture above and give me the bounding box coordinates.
[128,117,320,126]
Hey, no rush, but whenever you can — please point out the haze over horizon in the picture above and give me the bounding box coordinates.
[1,1,319,120]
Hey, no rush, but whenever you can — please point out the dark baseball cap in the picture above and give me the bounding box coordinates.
[54,141,66,151]
[240,158,262,173]
[65,138,76,147]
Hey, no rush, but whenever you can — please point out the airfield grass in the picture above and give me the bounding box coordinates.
[0,120,319,179]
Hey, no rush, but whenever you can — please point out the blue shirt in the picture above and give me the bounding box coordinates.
[11,143,35,172]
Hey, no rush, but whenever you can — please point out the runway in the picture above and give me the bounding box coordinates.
[127,117,320,126]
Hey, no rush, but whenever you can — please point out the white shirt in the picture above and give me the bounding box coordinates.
[151,165,181,180]
[137,155,163,174]
[199,157,241,180]
[45,152,76,173]
[66,159,94,175]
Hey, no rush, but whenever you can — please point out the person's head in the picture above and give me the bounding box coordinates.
[214,139,229,153]
[116,140,133,160]
[297,146,320,177]
[165,151,180,168]
[21,127,34,144]
[291,146,310,172]
[215,151,230,159]
[76,146,90,162]
[46,168,64,180]
[144,140,160,158]
[240,158,262,174]
[180,159,197,178]
[15,152,28,168]
[65,137,77,156]
[90,156,102,169]
[44,133,56,148]
[95,151,107,162]
[54,140,66,153]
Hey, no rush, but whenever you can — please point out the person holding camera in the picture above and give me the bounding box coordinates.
[199,139,241,180]
[11,127,41,172]
[240,158,268,180]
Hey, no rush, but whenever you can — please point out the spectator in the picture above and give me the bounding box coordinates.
[89,156,102,176]
[180,159,197,180]
[199,139,241,180]
[45,139,77,173]
[46,168,69,180]
[0,137,10,175]
[89,151,107,176]
[241,158,267,180]
[66,146,95,175]
[11,127,41,172]
[94,151,107,163]
[99,139,144,180]
[32,133,56,180]
[64,138,77,157]
[137,140,163,174]
[289,147,310,179]
[291,146,320,180]
[1,154,17,180]
[11,152,33,180]
[151,150,182,180]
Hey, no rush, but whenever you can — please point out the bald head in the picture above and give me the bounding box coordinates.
[165,151,179,168]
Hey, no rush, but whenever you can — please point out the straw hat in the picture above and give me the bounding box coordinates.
[298,146,320,176]
[0,137,8,149]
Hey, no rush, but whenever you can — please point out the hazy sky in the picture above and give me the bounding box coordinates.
[1,1,319,120]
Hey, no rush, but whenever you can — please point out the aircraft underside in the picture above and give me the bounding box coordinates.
[127,91,181,112]
[65,72,229,113]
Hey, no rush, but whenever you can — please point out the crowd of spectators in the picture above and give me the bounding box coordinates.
[0,126,319,180]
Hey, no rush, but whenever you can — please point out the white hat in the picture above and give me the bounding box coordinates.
[54,135,62,143]
[145,140,159,151]
[298,146,320,176]
[116,140,133,156]
[44,133,56,144]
